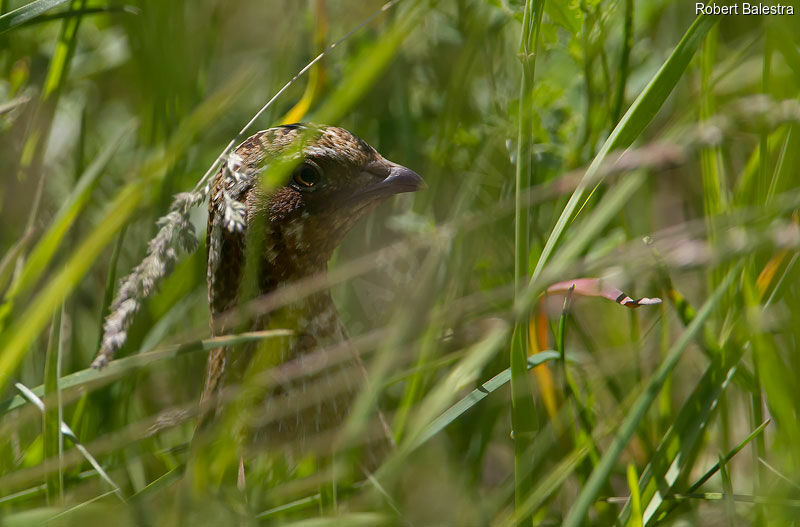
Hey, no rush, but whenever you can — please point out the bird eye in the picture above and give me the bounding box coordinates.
[292,161,322,189]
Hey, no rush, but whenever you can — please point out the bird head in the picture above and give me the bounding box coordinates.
[223,123,424,277]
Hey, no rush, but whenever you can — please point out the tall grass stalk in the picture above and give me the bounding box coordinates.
[510,0,544,521]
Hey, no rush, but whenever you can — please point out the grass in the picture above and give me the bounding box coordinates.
[1,0,800,525]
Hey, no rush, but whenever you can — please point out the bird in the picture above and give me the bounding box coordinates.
[195,123,423,470]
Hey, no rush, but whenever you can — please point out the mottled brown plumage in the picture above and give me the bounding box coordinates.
[198,123,422,452]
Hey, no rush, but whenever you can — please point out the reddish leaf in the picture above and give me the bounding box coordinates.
[547,278,662,308]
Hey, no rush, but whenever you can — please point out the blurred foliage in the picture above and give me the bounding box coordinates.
[1,0,800,525]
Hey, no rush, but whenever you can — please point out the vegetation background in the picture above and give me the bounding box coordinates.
[1,0,799,525]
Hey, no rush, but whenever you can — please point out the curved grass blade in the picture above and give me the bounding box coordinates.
[627,463,644,527]
[376,351,559,481]
[519,171,647,312]
[14,383,124,502]
[0,230,34,296]
[412,348,558,451]
[687,420,769,497]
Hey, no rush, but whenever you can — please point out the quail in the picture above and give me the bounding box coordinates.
[197,123,423,460]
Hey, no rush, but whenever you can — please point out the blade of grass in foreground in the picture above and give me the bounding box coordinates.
[280,513,391,527]
[529,13,719,290]
[0,0,71,34]
[0,330,292,416]
[13,383,124,501]
[563,264,740,527]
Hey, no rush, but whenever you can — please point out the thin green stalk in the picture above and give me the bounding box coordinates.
[377,351,560,480]
[558,289,592,440]
[700,23,729,304]
[0,124,132,331]
[619,343,745,524]
[627,463,643,527]
[690,419,770,494]
[656,419,770,521]
[611,0,633,125]
[719,453,735,524]
[511,1,544,523]
[0,330,294,416]
[69,223,128,448]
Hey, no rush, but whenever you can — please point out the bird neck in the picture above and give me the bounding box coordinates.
[256,222,346,352]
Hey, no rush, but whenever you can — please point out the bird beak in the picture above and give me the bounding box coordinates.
[379,163,426,195]
[348,160,425,205]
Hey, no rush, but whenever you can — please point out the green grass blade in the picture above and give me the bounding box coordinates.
[312,0,424,126]
[0,0,70,34]
[375,351,559,484]
[687,419,770,495]
[611,0,633,125]
[411,350,559,451]
[0,74,245,391]
[520,172,646,311]
[13,383,124,501]
[42,307,62,504]
[502,442,592,527]
[0,124,132,326]
[563,264,740,527]
[0,231,34,296]
[529,13,719,287]
[0,330,292,416]
[615,349,743,524]
[406,325,507,444]
[511,1,545,518]
[627,463,643,527]
[0,184,142,392]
